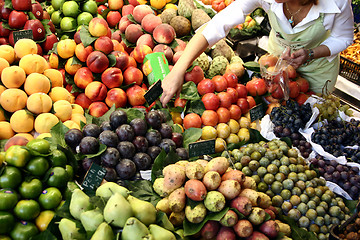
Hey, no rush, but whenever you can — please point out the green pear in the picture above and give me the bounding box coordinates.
[90,222,114,240]
[149,224,176,240]
[142,234,154,240]
[70,189,93,220]
[59,218,86,240]
[96,182,130,201]
[127,195,156,226]
[80,208,103,232]
[121,217,149,240]
[158,213,174,231]
[104,192,133,228]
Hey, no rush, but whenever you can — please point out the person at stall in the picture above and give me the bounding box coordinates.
[160,0,354,107]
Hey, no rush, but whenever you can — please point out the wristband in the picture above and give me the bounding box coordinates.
[307,48,315,62]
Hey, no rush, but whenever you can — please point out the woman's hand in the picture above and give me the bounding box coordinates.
[160,68,185,107]
[282,48,309,69]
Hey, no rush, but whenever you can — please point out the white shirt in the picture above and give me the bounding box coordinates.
[202,0,354,61]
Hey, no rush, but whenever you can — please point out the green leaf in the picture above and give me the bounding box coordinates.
[278,214,318,240]
[227,140,246,151]
[80,26,97,48]
[168,38,179,49]
[120,82,135,91]
[32,229,58,240]
[121,108,146,123]
[100,8,110,19]
[55,198,73,219]
[125,180,162,206]
[4,0,13,9]
[151,149,180,183]
[24,146,51,157]
[120,33,136,48]
[230,208,245,219]
[127,14,138,24]
[172,124,183,133]
[89,196,106,212]
[48,121,70,148]
[49,42,58,55]
[183,128,203,149]
[244,61,260,73]
[344,199,359,214]
[87,105,117,126]
[280,137,292,148]
[79,143,107,159]
[180,81,200,101]
[169,106,184,113]
[71,54,83,66]
[183,207,229,236]
[185,100,205,116]
[248,128,268,143]
[108,54,116,67]
[186,198,199,209]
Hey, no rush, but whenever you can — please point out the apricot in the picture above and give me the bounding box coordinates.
[1,66,26,88]
[74,67,94,89]
[0,107,5,121]
[34,113,60,133]
[0,121,15,140]
[63,120,80,130]
[14,39,38,58]
[10,109,35,133]
[19,54,48,74]
[70,113,86,127]
[0,45,15,64]
[53,100,72,122]
[57,39,76,59]
[0,89,27,112]
[43,69,63,88]
[27,93,53,115]
[64,57,82,75]
[49,87,74,103]
[71,104,84,115]
[48,52,59,69]
[112,39,124,52]
[24,73,51,95]
[0,57,10,75]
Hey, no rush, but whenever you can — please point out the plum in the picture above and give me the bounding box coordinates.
[117,141,136,159]
[82,124,101,138]
[176,148,189,160]
[101,147,120,168]
[100,121,112,131]
[116,159,136,179]
[159,139,176,153]
[79,136,99,154]
[146,130,162,146]
[147,146,162,160]
[159,123,173,139]
[65,129,83,149]
[133,136,148,153]
[171,132,183,148]
[130,118,147,136]
[110,109,127,130]
[99,130,119,147]
[146,111,162,129]
[133,152,152,170]
[104,167,117,182]
[116,124,135,141]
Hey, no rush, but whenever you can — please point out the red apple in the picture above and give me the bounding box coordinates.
[31,2,43,20]
[8,10,28,29]
[41,33,58,53]
[24,19,45,41]
[12,0,31,11]
[0,22,10,37]
[0,6,11,20]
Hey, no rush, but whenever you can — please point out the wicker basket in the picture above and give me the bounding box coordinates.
[339,56,360,84]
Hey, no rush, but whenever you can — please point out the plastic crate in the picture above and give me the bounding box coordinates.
[339,56,360,84]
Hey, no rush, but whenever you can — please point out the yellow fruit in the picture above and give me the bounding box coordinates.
[150,0,166,9]
[215,138,226,153]
[0,89,28,112]
[250,122,258,129]
[0,45,15,64]
[35,210,55,232]
[0,85,6,95]
[216,123,230,139]
[0,57,10,75]
[34,113,59,134]
[239,116,250,128]
[10,110,34,133]
[201,126,217,140]
[49,53,59,69]
[24,73,51,95]
[43,69,64,88]
[228,119,240,134]
[226,133,240,144]
[53,100,72,122]
[14,133,34,141]
[57,39,76,59]
[19,54,48,74]
[165,3,177,9]
[171,112,183,125]
[0,107,5,121]
[14,39,38,58]
[65,57,82,75]
[49,87,74,103]
[71,113,86,126]
[238,128,250,142]
[0,121,15,139]
[36,133,52,139]
[27,93,53,115]
[71,104,84,115]
[1,66,26,89]
[63,120,80,130]
[174,123,184,133]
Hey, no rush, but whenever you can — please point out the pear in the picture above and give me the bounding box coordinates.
[127,195,156,226]
[90,222,114,240]
[96,182,130,201]
[142,234,154,240]
[69,189,93,220]
[149,224,176,240]
[104,192,133,228]
[121,217,149,240]
[158,213,174,231]
[59,218,86,240]
[80,208,103,232]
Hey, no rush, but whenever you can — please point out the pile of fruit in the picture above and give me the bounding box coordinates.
[0,138,74,239]
[336,211,360,240]
[231,139,351,240]
[152,156,292,239]
[313,94,353,121]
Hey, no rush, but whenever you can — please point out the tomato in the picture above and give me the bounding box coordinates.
[49,149,67,167]
[18,179,43,199]
[5,146,30,168]
[26,139,50,154]
[47,167,69,188]
[0,211,15,234]
[0,189,18,211]
[65,165,74,181]
[0,166,22,189]
[25,157,49,177]
[35,210,55,232]
[38,187,62,210]
[10,221,39,240]
[14,200,41,221]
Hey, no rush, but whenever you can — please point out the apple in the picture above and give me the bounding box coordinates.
[24,19,45,41]
[0,22,10,37]
[9,10,28,29]
[0,6,11,20]
[31,2,43,20]
[12,0,31,11]
[41,33,58,53]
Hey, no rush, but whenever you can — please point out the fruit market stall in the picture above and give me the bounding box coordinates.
[0,0,360,239]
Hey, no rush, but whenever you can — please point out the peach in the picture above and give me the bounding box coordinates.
[125,24,143,43]
[119,16,133,34]
[121,40,133,54]
[111,30,122,42]
[88,17,109,37]
[126,85,146,106]
[174,38,186,52]
[0,89,27,112]
[94,36,114,55]
[122,5,134,16]
[108,0,124,10]
[75,43,93,62]
[65,57,82,75]
[112,39,124,52]
[185,65,204,84]
[101,67,123,88]
[132,5,153,23]
[128,56,137,68]
[1,66,26,88]
[86,51,109,73]
[24,73,51,95]
[153,44,173,63]
[19,54,47,75]
[172,51,183,64]
[85,81,108,102]
[111,50,130,71]
[136,34,155,49]
[74,67,94,89]
[3,135,28,149]
[123,66,143,85]
[105,88,127,108]
[74,30,81,44]
[141,14,161,34]
[153,24,176,44]
[88,101,109,117]
[133,44,152,63]
[75,93,92,109]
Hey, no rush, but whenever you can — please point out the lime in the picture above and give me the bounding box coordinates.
[60,17,77,32]
[82,0,98,15]
[62,1,79,18]
[51,0,66,11]
[38,187,62,210]
[0,211,15,234]
[77,12,93,26]
[14,200,41,221]
[51,11,62,26]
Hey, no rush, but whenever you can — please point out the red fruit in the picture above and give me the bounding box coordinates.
[216,227,236,240]
[202,93,220,111]
[184,179,207,201]
[107,11,121,28]
[259,220,279,238]
[237,98,249,114]
[201,110,219,127]
[289,81,300,98]
[226,87,238,103]
[221,170,245,184]
[296,77,310,93]
[12,0,31,11]
[8,10,28,29]
[264,209,276,220]
[183,113,202,129]
[259,54,278,68]
[217,92,232,108]
[246,77,267,96]
[230,196,252,216]
[31,2,43,20]
[270,83,284,99]
[201,221,220,240]
[235,83,247,98]
[246,231,269,240]
[185,65,204,84]
[212,75,227,92]
[223,72,238,88]
[197,79,215,95]
[233,219,253,238]
[229,105,241,120]
[174,97,187,108]
[295,93,309,106]
[0,22,10,37]
[0,6,11,20]
[247,96,256,109]
[24,19,45,41]
[217,107,231,123]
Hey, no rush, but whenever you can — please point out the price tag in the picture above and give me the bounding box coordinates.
[250,103,265,122]
[81,163,107,191]
[13,30,33,44]
[144,80,163,105]
[189,139,216,158]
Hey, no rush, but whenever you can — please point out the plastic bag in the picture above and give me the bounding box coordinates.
[260,53,290,100]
